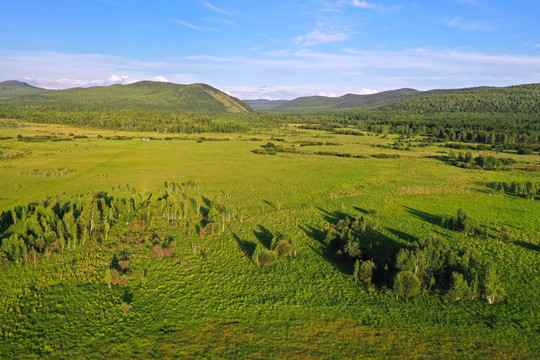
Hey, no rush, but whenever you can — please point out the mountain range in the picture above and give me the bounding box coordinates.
[1,80,539,114]
[245,84,540,113]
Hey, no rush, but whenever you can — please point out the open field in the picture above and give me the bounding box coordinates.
[0,119,539,358]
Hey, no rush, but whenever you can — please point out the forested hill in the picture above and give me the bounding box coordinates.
[247,83,540,113]
[255,88,420,112]
[0,81,253,113]
[377,84,540,114]
[0,81,49,99]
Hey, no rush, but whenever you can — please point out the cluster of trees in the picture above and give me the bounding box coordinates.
[487,181,539,200]
[447,151,516,170]
[251,142,297,155]
[325,214,504,303]
[0,108,250,134]
[294,110,539,151]
[313,151,366,159]
[441,209,482,236]
[365,115,539,146]
[252,238,295,267]
[0,182,227,265]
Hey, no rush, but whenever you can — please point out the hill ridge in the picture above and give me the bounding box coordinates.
[0,80,253,113]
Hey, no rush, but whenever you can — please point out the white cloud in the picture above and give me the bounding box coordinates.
[171,19,204,31]
[201,1,230,15]
[447,17,495,31]
[23,74,137,89]
[203,16,236,26]
[1,48,538,98]
[351,1,378,10]
[222,85,378,100]
[152,75,169,82]
[295,28,351,46]
[344,0,400,12]
[453,0,481,5]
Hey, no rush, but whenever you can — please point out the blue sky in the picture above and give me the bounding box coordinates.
[1,0,539,99]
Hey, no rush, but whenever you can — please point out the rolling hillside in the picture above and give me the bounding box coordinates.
[243,99,288,110]
[247,84,540,113]
[0,80,49,99]
[268,88,420,112]
[0,81,253,113]
[377,84,540,114]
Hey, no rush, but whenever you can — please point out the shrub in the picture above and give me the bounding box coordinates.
[274,240,293,256]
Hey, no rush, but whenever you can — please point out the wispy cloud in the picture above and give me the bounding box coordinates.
[453,0,481,5]
[344,0,400,12]
[221,85,377,100]
[294,27,351,46]
[350,1,378,10]
[23,75,137,89]
[201,1,230,15]
[152,75,169,82]
[203,16,236,26]
[171,19,218,32]
[2,48,538,98]
[172,19,203,31]
[447,17,496,31]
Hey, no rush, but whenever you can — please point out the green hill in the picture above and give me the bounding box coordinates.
[259,84,540,113]
[0,81,253,113]
[376,84,540,114]
[264,88,420,112]
[243,99,288,110]
[0,80,49,99]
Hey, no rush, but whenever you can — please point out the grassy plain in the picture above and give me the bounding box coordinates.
[0,119,539,359]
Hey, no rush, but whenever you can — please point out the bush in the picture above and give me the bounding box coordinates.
[274,240,294,256]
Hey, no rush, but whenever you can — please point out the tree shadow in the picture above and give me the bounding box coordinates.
[263,200,276,210]
[386,227,417,244]
[426,155,452,164]
[299,224,352,275]
[301,209,414,286]
[404,206,442,227]
[253,225,274,249]
[232,233,256,257]
[353,206,368,215]
[202,196,213,208]
[317,207,349,225]
[513,240,540,252]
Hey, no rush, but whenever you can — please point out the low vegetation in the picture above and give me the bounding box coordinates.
[0,82,538,358]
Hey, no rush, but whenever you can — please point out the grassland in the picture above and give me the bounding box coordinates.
[0,119,539,359]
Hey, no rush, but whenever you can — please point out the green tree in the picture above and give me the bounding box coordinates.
[483,265,505,304]
[447,272,472,301]
[393,271,422,299]
[355,260,376,284]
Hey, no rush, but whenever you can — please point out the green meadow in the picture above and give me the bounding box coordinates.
[0,119,539,359]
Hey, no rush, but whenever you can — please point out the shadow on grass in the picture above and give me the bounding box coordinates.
[353,206,368,214]
[299,224,353,276]
[232,233,256,257]
[426,155,451,164]
[263,200,276,210]
[301,209,412,284]
[513,240,540,252]
[253,225,275,249]
[317,207,349,225]
[404,206,442,227]
[386,228,417,244]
